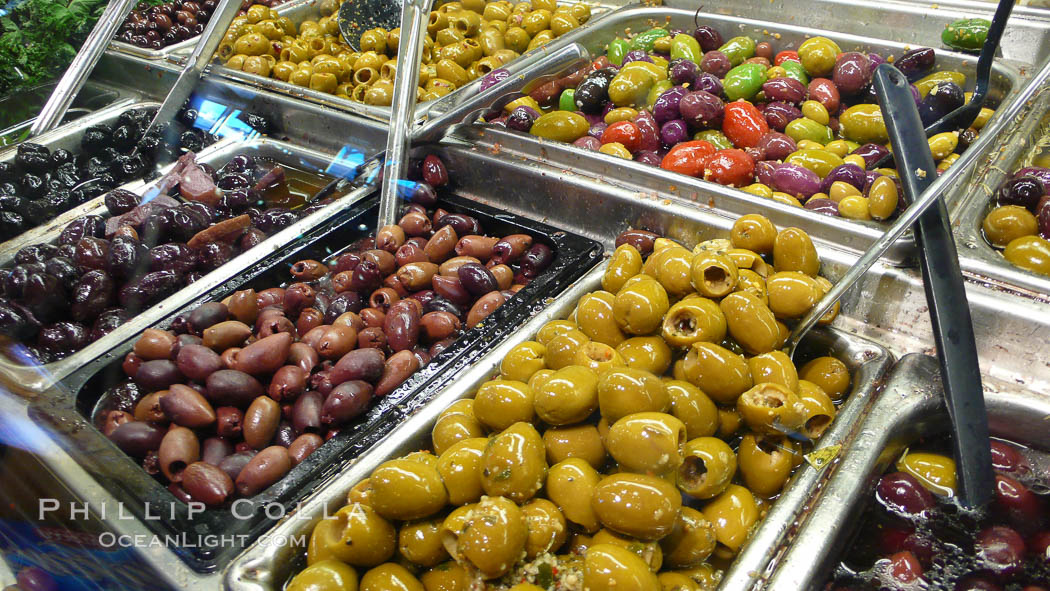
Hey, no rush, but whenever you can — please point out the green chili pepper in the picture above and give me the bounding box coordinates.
[717,36,756,67]
[607,38,629,66]
[694,129,734,150]
[559,88,576,111]
[629,28,668,52]
[669,33,701,62]
[723,63,768,101]
[780,60,810,86]
[941,18,990,52]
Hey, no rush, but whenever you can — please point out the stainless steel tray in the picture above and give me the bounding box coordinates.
[457,4,1029,265]
[0,80,136,147]
[763,353,1050,590]
[953,57,1050,297]
[0,136,371,394]
[223,262,893,591]
[192,0,617,123]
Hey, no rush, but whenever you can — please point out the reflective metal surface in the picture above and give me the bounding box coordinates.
[764,353,1050,589]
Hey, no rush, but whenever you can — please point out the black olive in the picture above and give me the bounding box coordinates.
[111,125,138,151]
[104,189,140,216]
[139,214,169,246]
[99,147,120,164]
[137,134,162,156]
[17,142,48,156]
[254,208,297,233]
[95,173,116,189]
[80,126,112,152]
[240,112,271,134]
[0,211,25,240]
[179,129,205,152]
[574,68,617,114]
[115,155,147,180]
[58,215,104,245]
[43,190,72,214]
[0,195,28,216]
[21,174,45,199]
[51,166,79,189]
[71,180,107,205]
[178,108,198,126]
[0,182,19,196]
[116,110,142,130]
[49,149,72,168]
[24,199,53,224]
[90,308,128,341]
[44,256,79,291]
[181,201,216,222]
[15,149,50,175]
[0,162,15,181]
[85,157,110,178]
[15,244,57,264]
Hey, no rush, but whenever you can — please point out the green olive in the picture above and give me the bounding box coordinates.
[765,271,822,319]
[370,459,448,521]
[730,214,777,255]
[676,437,736,500]
[544,328,591,370]
[574,341,628,374]
[607,412,687,475]
[431,399,485,455]
[681,342,753,404]
[530,111,590,142]
[360,563,424,591]
[480,421,547,502]
[604,244,644,293]
[701,484,758,555]
[473,379,534,431]
[399,516,449,568]
[550,11,579,36]
[983,205,1037,248]
[651,246,695,296]
[592,529,663,571]
[1004,235,1050,276]
[735,268,768,304]
[797,380,836,439]
[659,507,717,569]
[657,572,702,590]
[435,437,487,505]
[738,434,797,497]
[288,559,360,591]
[420,561,472,591]
[747,351,800,393]
[839,104,888,144]
[449,496,528,579]
[661,296,726,348]
[772,228,820,277]
[576,291,627,347]
[717,408,742,438]
[690,252,739,298]
[799,356,851,401]
[597,367,670,424]
[547,458,602,532]
[665,380,718,439]
[320,503,396,566]
[233,32,270,56]
[736,382,805,434]
[896,451,956,496]
[504,26,531,53]
[307,517,341,565]
[670,564,721,590]
[500,341,547,382]
[608,68,656,107]
[719,292,781,355]
[616,336,673,375]
[536,319,578,345]
[404,450,439,468]
[528,368,556,392]
[584,543,661,591]
[592,472,682,540]
[347,479,373,507]
[613,277,670,335]
[478,27,506,56]
[534,365,599,425]
[543,424,607,469]
[523,498,568,559]
[796,36,840,77]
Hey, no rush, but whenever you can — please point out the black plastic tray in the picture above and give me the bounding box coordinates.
[27,192,604,572]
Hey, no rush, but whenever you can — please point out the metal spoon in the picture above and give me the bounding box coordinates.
[870,0,1014,169]
[876,63,992,509]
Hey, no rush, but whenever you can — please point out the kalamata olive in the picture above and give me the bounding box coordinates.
[756,132,797,161]
[763,77,806,103]
[182,461,234,506]
[109,421,166,457]
[466,290,505,329]
[243,396,281,449]
[804,198,841,216]
[761,101,800,132]
[133,328,175,360]
[918,81,964,127]
[266,365,307,402]
[520,243,554,278]
[457,263,499,296]
[807,78,841,113]
[234,445,290,497]
[346,260,382,293]
[421,155,448,187]
[990,440,1029,475]
[692,25,723,52]
[158,426,199,482]
[216,450,255,482]
[101,410,133,436]
[273,421,296,447]
[320,380,373,426]
[287,433,323,466]
[175,344,223,382]
[323,292,363,324]
[135,359,182,391]
[381,300,420,353]
[895,47,935,81]
[374,350,420,397]
[832,52,873,96]
[876,472,935,517]
[291,390,323,433]
[206,369,264,406]
[669,59,699,87]
[119,270,182,311]
[994,474,1043,528]
[201,437,233,466]
[69,271,114,324]
[330,348,385,385]
[850,143,889,170]
[234,332,292,375]
[256,288,285,309]
[997,176,1045,210]
[419,311,460,342]
[295,308,323,336]
[679,90,724,128]
[435,213,482,238]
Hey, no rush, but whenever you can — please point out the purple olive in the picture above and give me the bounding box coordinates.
[679,90,724,129]
[895,47,936,81]
[803,198,840,216]
[653,86,688,124]
[763,101,803,132]
[997,176,1045,210]
[772,163,821,198]
[1013,167,1050,193]
[851,143,890,169]
[876,472,935,517]
[700,51,731,78]
[832,52,872,96]
[820,164,867,193]
[756,132,797,161]
[693,72,723,97]
[918,81,964,127]
[479,68,510,91]
[633,151,662,167]
[692,26,723,52]
[762,77,806,103]
[587,122,607,140]
[755,160,782,187]
[669,59,699,86]
[521,243,554,278]
[660,120,690,146]
[622,50,653,65]
[574,136,601,151]
[506,106,540,132]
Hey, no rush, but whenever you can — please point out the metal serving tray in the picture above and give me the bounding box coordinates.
[108,0,312,60]
[0,136,369,394]
[763,353,1050,590]
[953,57,1050,297]
[29,191,601,572]
[458,4,1028,265]
[0,80,136,147]
[222,259,891,591]
[196,0,617,123]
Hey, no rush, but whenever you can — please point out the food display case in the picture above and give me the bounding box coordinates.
[2,0,1050,590]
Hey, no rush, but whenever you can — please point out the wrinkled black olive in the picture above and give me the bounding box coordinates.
[179,108,198,126]
[0,162,14,181]
[137,134,162,156]
[16,151,50,175]
[81,126,112,152]
[85,157,110,179]
[0,195,28,216]
[15,243,57,265]
[71,180,109,204]
[59,215,105,245]
[0,211,26,240]
[21,174,45,198]
[90,308,128,341]
[49,168,79,189]
[104,189,140,216]
[49,148,73,168]
[0,182,19,196]
[240,113,271,134]
[24,200,53,225]
[42,190,72,213]
[254,208,297,233]
[179,129,205,153]
[111,125,138,151]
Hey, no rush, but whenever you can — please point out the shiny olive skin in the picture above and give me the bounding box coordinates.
[677,436,736,500]
[286,559,360,591]
[652,246,696,296]
[473,379,534,431]
[597,367,670,424]
[431,399,485,455]
[613,277,669,335]
[797,380,836,439]
[616,336,672,375]
[480,421,547,502]
[534,364,599,425]
[737,382,805,434]
[660,506,718,569]
[573,341,627,374]
[747,351,800,393]
[522,498,568,559]
[603,244,643,293]
[542,423,607,469]
[435,437,487,505]
[661,296,726,347]
[360,563,423,591]
[547,458,602,532]
[738,434,797,497]
[592,472,682,540]
[370,459,448,520]
[665,380,719,439]
[500,340,546,382]
[765,271,822,319]
[584,544,661,591]
[690,252,739,298]
[719,292,781,355]
[681,342,753,404]
[543,328,591,370]
[773,227,820,276]
[731,214,778,255]
[702,484,759,555]
[398,516,448,567]
[536,319,577,345]
[592,528,663,571]
[450,495,528,579]
[575,291,626,346]
[316,502,396,567]
[799,356,851,401]
[607,412,687,475]
[983,205,1038,248]
[419,561,472,591]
